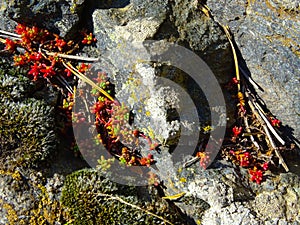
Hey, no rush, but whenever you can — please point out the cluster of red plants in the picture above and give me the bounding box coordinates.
[222,77,285,184]
[2,23,158,168]
[2,23,289,185]
[228,147,269,184]
[87,71,158,167]
[4,23,96,81]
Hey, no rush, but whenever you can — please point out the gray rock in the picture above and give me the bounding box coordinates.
[88,3,300,224]
[0,170,67,225]
[207,0,300,141]
[162,160,300,225]
[0,0,85,37]
[171,0,232,84]
[90,0,233,147]
[0,7,16,31]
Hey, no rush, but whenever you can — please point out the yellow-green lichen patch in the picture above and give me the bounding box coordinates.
[28,184,71,225]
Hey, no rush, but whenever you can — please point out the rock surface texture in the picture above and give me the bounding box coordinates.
[207,0,300,142]
[0,0,85,37]
[90,0,232,148]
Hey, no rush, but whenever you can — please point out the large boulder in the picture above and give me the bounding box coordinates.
[88,0,232,155]
[207,0,300,142]
[0,0,86,37]
[88,0,300,224]
[159,159,300,224]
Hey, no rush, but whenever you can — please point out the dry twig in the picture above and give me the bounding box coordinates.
[97,193,174,225]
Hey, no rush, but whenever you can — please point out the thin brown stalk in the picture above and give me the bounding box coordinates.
[239,66,262,91]
[0,30,21,38]
[253,102,285,145]
[0,35,21,41]
[261,122,289,172]
[57,75,74,94]
[97,193,174,225]
[245,91,289,172]
[62,61,114,101]
[243,115,260,149]
[222,25,241,92]
[0,37,6,44]
[45,51,99,62]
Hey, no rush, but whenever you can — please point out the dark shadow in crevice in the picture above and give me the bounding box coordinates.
[155,65,211,158]
[8,0,65,34]
[91,0,131,9]
[77,0,131,35]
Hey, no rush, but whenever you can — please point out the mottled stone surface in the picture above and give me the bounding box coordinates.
[0,0,85,37]
[207,0,300,141]
[90,0,233,146]
[164,160,300,225]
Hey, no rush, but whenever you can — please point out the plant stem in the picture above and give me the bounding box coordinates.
[97,193,174,225]
[45,51,99,62]
[0,30,21,38]
[245,90,289,172]
[222,25,241,92]
[62,61,114,101]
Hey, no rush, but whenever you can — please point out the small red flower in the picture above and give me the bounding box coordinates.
[28,63,42,80]
[64,68,72,77]
[249,169,263,184]
[232,126,242,137]
[40,64,56,78]
[55,38,67,51]
[229,150,235,155]
[27,26,39,39]
[4,38,16,52]
[139,155,154,167]
[20,35,31,47]
[270,117,281,127]
[13,55,27,66]
[77,63,90,73]
[239,152,250,167]
[30,52,43,61]
[133,129,140,138]
[262,162,269,171]
[15,24,27,35]
[232,77,239,84]
[92,101,105,114]
[81,33,97,45]
[197,152,210,169]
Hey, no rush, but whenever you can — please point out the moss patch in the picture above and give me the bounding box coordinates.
[0,58,57,169]
[61,169,187,225]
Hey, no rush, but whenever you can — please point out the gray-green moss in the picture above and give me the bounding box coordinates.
[0,58,57,169]
[61,169,187,225]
